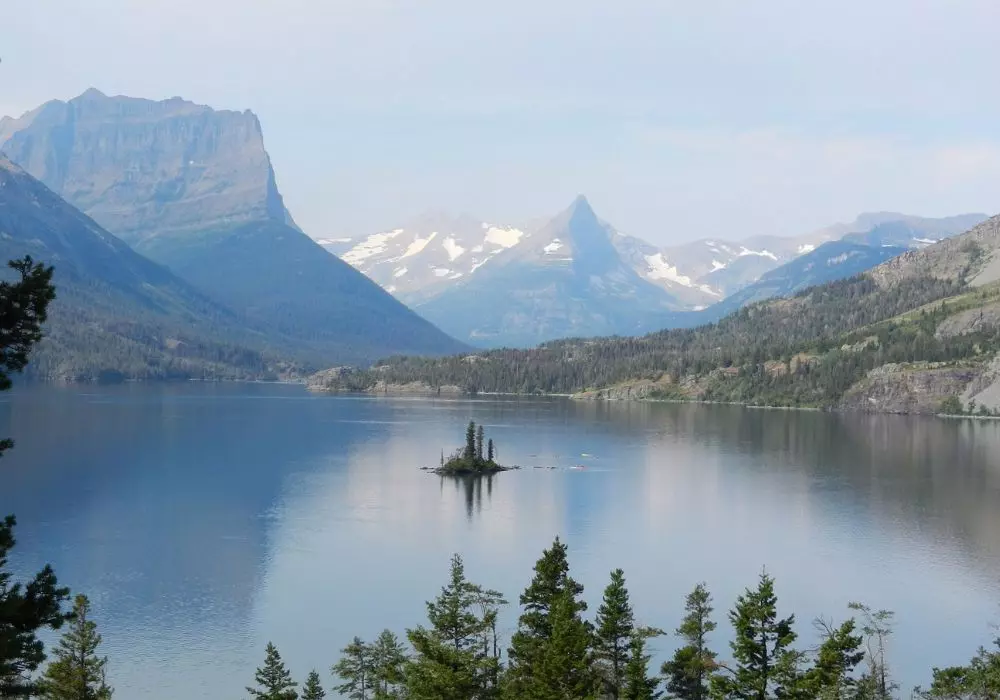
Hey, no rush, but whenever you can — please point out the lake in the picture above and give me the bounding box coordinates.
[1,383,999,697]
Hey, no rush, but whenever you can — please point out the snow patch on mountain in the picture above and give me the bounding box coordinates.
[442,237,465,261]
[484,226,524,248]
[738,247,778,260]
[544,239,564,254]
[432,267,452,277]
[644,253,695,286]
[343,229,405,266]
[399,232,438,259]
[912,237,938,246]
[797,243,816,254]
[393,266,408,278]
[710,260,727,272]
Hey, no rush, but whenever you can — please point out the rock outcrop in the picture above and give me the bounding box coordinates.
[0,89,298,249]
[839,362,979,414]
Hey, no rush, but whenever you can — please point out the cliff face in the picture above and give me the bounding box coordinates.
[0,88,297,248]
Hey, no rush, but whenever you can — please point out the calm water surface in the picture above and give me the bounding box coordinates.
[1,383,999,697]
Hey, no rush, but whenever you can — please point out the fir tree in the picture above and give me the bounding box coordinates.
[406,554,495,699]
[37,595,112,700]
[0,516,72,697]
[0,257,62,698]
[712,572,800,700]
[662,583,716,700]
[505,537,590,699]
[624,630,662,700]
[532,590,596,699]
[923,637,1000,699]
[464,422,477,462]
[487,439,495,462]
[476,424,485,461]
[334,637,375,700]
[802,618,865,699]
[594,569,636,699]
[371,629,407,699]
[300,671,325,700]
[247,642,298,700]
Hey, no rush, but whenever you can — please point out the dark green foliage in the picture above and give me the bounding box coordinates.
[530,589,596,699]
[439,421,506,474]
[922,638,1000,699]
[662,583,716,700]
[466,421,477,462]
[624,631,663,700]
[247,642,298,700]
[712,572,801,700]
[594,569,637,699]
[405,554,506,700]
[300,671,325,700]
[37,595,112,700]
[506,537,591,699]
[940,395,965,415]
[801,618,865,699]
[321,273,972,408]
[488,439,495,462]
[333,637,375,700]
[371,630,408,699]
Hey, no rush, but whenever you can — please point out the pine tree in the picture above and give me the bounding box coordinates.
[712,572,800,700]
[406,554,496,699]
[476,424,485,461]
[533,589,596,699]
[662,583,716,700]
[464,421,477,462]
[247,642,298,700]
[37,595,112,700]
[505,537,590,699]
[0,257,63,699]
[334,637,375,700]
[371,629,407,699]
[594,569,636,699]
[301,671,325,700]
[624,631,662,700]
[487,439,495,462]
[802,618,865,699]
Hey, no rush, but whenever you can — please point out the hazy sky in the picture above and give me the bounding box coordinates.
[5,0,1000,244]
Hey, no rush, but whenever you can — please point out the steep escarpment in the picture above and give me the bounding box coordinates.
[2,90,468,365]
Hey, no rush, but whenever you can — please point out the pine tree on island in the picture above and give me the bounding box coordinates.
[436,421,511,474]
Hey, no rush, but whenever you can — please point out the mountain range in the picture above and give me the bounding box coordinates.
[0,90,467,371]
[329,203,986,346]
[312,213,1000,415]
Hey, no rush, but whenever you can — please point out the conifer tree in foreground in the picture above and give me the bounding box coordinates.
[37,595,112,700]
[0,257,66,698]
[505,537,592,699]
[594,568,638,699]
[334,637,375,700]
[623,630,662,700]
[711,572,801,700]
[476,424,485,461]
[405,554,501,699]
[801,617,865,699]
[487,439,495,462]
[662,583,716,700]
[371,629,408,699]
[465,421,477,462]
[247,642,298,700]
[850,602,897,700]
[300,671,325,700]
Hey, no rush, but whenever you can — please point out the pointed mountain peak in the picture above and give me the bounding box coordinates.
[74,87,108,102]
[568,194,595,217]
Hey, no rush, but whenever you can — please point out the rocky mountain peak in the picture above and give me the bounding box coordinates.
[0,90,298,249]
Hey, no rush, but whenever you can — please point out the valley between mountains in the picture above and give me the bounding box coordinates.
[3,88,1000,416]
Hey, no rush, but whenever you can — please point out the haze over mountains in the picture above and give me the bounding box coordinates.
[330,201,986,345]
[0,89,467,369]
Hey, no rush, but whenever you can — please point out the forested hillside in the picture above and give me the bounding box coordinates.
[312,215,1000,413]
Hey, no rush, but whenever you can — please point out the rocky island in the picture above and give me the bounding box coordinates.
[432,421,514,475]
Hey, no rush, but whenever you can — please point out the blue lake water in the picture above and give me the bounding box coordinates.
[1,383,999,697]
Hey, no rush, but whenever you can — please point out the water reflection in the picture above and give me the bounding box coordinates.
[1,388,999,698]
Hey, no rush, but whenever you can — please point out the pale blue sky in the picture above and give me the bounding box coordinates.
[4,0,1000,243]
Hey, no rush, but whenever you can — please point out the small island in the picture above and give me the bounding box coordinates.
[432,421,514,475]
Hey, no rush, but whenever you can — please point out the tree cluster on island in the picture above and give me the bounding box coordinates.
[434,421,510,475]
